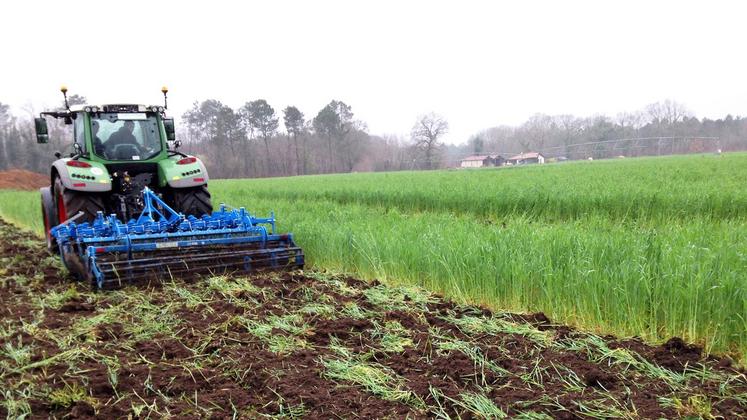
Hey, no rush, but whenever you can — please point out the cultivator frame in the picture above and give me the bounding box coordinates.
[51,188,304,289]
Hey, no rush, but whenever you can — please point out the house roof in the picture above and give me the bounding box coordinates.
[508,152,543,160]
[461,154,505,162]
[461,155,491,161]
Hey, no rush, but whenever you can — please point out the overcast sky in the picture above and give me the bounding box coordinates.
[2,0,746,144]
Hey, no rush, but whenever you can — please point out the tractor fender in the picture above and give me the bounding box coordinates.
[52,159,112,192]
[159,155,210,188]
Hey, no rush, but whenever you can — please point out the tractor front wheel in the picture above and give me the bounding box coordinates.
[40,186,58,253]
[171,185,213,217]
[53,177,106,225]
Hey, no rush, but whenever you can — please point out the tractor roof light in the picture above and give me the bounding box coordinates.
[177,157,197,165]
[66,160,91,168]
[61,85,70,110]
[161,86,168,109]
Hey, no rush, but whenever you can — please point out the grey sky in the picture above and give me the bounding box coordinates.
[2,0,746,144]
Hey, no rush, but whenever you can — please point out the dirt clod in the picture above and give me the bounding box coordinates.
[584,367,617,389]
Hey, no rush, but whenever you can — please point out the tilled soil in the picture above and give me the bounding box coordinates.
[0,169,49,190]
[0,219,745,419]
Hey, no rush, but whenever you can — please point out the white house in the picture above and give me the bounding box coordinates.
[460,155,505,168]
[506,152,545,165]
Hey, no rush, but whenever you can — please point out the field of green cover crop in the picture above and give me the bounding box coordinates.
[1,153,745,365]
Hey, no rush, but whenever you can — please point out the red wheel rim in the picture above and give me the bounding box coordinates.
[57,189,67,223]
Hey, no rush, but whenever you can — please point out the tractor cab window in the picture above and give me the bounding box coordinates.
[91,112,162,161]
[73,114,87,153]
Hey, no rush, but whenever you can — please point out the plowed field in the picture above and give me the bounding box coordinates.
[1,219,745,419]
[0,169,48,191]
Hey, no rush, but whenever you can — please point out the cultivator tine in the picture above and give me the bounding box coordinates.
[94,244,303,289]
[50,187,305,289]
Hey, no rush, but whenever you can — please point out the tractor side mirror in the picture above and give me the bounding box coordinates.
[34,118,49,143]
[163,118,176,141]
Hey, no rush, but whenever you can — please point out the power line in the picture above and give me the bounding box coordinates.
[541,136,719,151]
[449,136,721,164]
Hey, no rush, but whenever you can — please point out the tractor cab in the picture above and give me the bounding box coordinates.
[80,105,167,162]
[36,103,175,163]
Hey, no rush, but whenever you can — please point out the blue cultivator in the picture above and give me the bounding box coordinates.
[51,188,304,289]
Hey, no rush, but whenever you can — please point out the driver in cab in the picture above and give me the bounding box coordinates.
[106,121,141,159]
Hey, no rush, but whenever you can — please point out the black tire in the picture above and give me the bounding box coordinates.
[53,177,106,225]
[171,185,213,217]
[40,187,58,253]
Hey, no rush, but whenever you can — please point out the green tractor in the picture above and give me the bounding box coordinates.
[36,86,212,252]
[37,87,304,289]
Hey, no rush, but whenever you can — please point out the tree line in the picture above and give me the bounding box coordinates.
[0,97,744,177]
[453,100,746,163]
[178,99,453,178]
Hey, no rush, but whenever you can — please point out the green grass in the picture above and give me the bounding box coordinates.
[0,190,44,233]
[2,152,745,364]
[219,153,747,222]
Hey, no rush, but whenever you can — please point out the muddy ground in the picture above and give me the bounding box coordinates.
[0,169,49,191]
[0,219,745,419]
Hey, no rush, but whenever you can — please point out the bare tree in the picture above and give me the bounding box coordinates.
[65,94,87,108]
[283,106,305,175]
[240,100,279,176]
[555,114,584,157]
[518,114,555,151]
[480,125,516,154]
[645,100,691,125]
[411,113,448,170]
[615,111,640,129]
[313,100,356,172]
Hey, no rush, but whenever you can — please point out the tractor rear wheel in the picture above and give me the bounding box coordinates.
[53,177,106,224]
[40,186,58,253]
[171,185,213,217]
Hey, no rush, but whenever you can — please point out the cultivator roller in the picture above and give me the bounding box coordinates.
[50,188,304,289]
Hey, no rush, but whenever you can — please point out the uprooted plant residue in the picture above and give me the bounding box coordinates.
[0,219,745,419]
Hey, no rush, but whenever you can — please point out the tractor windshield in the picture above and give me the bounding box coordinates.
[91,112,163,161]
